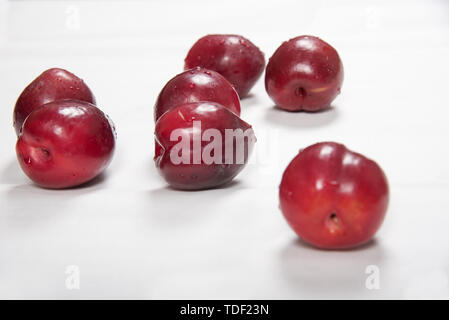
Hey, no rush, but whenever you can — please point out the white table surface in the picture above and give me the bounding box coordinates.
[1,0,449,299]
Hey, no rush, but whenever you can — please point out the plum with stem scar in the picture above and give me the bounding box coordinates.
[279,142,389,249]
[16,100,116,189]
[265,36,343,112]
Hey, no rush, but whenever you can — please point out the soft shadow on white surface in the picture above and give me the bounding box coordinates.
[4,185,72,227]
[265,105,339,128]
[3,173,108,226]
[240,93,261,109]
[0,158,27,185]
[146,180,245,226]
[279,238,391,299]
[146,158,162,180]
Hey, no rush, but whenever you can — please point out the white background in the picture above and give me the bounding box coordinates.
[0,0,449,299]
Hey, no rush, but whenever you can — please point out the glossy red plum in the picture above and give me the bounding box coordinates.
[13,68,96,135]
[184,34,265,97]
[16,100,116,189]
[154,67,240,121]
[279,142,389,249]
[266,36,343,112]
[155,102,256,190]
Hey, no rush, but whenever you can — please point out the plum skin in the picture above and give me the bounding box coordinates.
[279,142,389,249]
[13,68,95,135]
[16,99,116,189]
[154,67,240,121]
[184,34,265,98]
[265,35,344,112]
[154,101,256,190]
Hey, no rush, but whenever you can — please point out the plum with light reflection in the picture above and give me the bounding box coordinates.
[184,34,265,98]
[265,36,344,112]
[154,67,240,121]
[16,100,116,189]
[13,68,96,135]
[279,142,389,249]
[154,101,255,190]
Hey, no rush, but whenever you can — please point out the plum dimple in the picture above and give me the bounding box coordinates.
[265,35,344,112]
[16,100,115,189]
[279,142,389,249]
